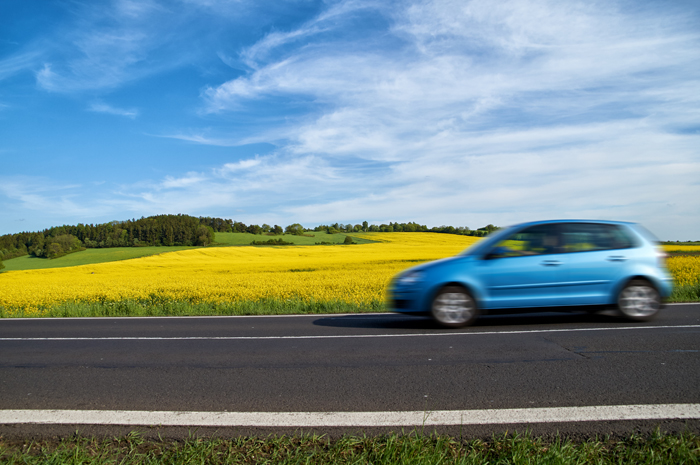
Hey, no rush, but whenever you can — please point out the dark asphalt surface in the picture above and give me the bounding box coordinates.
[1,303,699,438]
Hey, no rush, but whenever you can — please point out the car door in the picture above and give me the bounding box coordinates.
[560,223,636,305]
[477,223,568,309]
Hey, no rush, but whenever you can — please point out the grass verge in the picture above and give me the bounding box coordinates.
[0,298,385,318]
[669,283,700,302]
[1,286,697,318]
[1,430,699,464]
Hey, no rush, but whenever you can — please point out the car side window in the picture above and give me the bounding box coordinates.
[490,224,560,257]
[561,223,635,252]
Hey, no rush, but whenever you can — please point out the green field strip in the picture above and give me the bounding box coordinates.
[0,246,198,272]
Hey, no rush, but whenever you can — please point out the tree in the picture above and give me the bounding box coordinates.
[195,225,215,246]
[285,223,305,236]
[46,242,63,259]
[272,225,283,235]
[44,234,83,259]
[344,235,353,244]
[247,224,262,235]
[362,221,368,232]
[232,221,247,233]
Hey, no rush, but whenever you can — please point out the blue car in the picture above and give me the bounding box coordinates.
[388,220,673,327]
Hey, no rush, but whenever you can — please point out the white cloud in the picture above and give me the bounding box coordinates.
[160,173,208,189]
[0,177,98,230]
[88,102,139,118]
[154,132,251,146]
[192,0,700,239]
[218,158,262,173]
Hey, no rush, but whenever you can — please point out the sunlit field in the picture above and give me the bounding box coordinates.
[663,244,700,253]
[0,233,479,317]
[1,234,698,317]
[667,255,700,286]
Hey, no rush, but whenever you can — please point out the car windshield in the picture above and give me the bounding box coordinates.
[460,225,517,256]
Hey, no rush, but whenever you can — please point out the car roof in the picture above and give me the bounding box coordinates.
[509,219,636,228]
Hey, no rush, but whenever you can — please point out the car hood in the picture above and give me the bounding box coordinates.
[405,254,472,274]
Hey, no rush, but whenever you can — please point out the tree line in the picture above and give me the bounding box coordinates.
[0,215,215,261]
[310,221,498,235]
[0,215,498,263]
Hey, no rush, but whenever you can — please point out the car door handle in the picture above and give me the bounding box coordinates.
[540,260,562,266]
[606,255,627,262]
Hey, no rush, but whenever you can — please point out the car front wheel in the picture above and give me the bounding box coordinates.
[617,279,661,321]
[431,286,478,328]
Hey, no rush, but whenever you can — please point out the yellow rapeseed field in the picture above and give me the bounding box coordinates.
[1,233,697,316]
[663,244,700,288]
[663,244,700,253]
[667,255,700,287]
[0,233,480,315]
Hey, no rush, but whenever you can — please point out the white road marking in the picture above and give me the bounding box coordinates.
[1,404,699,427]
[1,324,699,341]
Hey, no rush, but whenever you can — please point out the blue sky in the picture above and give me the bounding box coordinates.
[1,0,698,240]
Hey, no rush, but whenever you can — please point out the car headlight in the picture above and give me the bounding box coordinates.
[397,270,424,286]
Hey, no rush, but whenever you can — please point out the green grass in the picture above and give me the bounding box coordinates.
[669,283,700,302]
[0,298,385,318]
[1,430,698,464]
[0,246,198,272]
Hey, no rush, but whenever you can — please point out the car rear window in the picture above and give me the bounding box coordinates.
[630,224,661,244]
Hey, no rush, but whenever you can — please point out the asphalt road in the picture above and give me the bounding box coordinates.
[1,303,699,438]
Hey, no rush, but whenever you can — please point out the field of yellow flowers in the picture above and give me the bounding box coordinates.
[0,233,479,316]
[1,234,698,317]
[666,256,700,287]
[663,244,700,288]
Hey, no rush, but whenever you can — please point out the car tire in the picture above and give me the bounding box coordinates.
[617,279,661,321]
[431,286,478,328]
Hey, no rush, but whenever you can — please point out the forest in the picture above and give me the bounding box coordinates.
[0,215,215,262]
[0,214,498,263]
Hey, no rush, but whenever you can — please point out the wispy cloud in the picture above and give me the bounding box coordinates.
[154,133,240,146]
[0,177,97,227]
[88,102,139,118]
[31,0,201,93]
[0,50,42,81]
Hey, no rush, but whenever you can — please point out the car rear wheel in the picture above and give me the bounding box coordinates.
[431,286,478,328]
[617,279,661,321]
